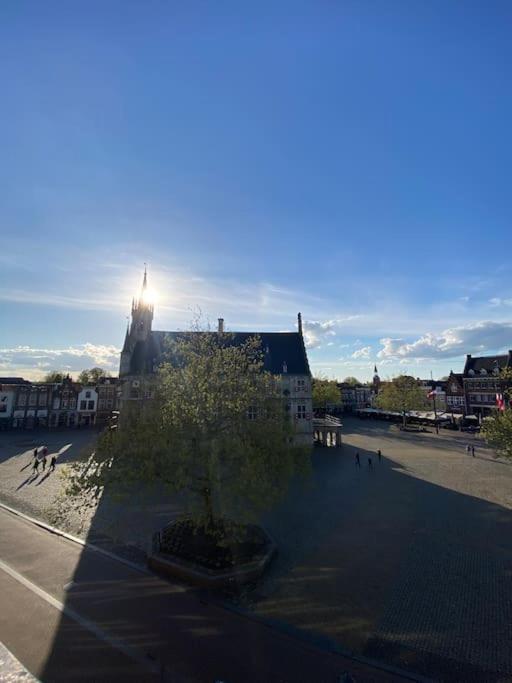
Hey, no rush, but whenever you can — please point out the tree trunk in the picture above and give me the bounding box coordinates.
[201,486,216,533]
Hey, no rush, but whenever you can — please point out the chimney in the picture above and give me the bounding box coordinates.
[466,354,471,360]
[297,312,303,336]
[218,318,224,333]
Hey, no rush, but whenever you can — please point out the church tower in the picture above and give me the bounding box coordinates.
[129,267,154,342]
[119,267,154,377]
[373,364,381,393]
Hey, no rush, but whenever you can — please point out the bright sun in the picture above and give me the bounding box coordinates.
[141,287,158,305]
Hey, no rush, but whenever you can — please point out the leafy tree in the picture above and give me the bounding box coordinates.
[375,375,429,427]
[44,371,65,383]
[342,376,360,386]
[77,367,110,385]
[312,377,341,414]
[64,332,309,540]
[482,410,512,459]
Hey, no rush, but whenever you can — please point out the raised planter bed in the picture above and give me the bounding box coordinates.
[148,519,277,588]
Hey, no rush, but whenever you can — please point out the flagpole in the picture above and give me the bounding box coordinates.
[431,371,439,434]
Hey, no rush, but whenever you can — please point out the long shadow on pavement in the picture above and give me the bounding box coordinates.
[36,433,512,682]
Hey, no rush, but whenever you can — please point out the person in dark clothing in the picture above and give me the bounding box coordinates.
[32,458,39,474]
[41,454,47,471]
[42,446,48,458]
[377,449,382,462]
[355,452,360,467]
[49,455,57,472]
[472,445,475,457]
[368,456,373,469]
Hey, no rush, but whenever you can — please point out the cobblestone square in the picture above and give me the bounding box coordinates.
[255,418,512,681]
[1,420,512,680]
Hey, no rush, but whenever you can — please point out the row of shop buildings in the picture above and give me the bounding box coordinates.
[332,351,512,418]
[0,376,120,430]
[444,350,512,417]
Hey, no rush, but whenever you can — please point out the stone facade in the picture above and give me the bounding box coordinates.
[119,271,313,445]
[0,375,120,430]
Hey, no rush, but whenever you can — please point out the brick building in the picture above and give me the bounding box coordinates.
[446,372,465,414]
[463,351,512,417]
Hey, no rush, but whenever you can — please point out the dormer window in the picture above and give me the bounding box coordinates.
[480,369,487,376]
[493,366,500,376]
[468,369,475,376]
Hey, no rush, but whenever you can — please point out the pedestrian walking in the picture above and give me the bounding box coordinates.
[368,456,373,469]
[41,454,47,471]
[33,447,38,461]
[466,444,470,454]
[377,449,382,462]
[49,455,57,472]
[472,445,475,457]
[32,458,39,474]
[42,446,48,458]
[355,452,360,467]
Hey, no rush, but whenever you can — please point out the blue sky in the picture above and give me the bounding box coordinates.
[1,1,511,381]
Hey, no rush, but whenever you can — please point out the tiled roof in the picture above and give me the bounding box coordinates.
[463,352,512,376]
[127,331,310,377]
[0,377,30,385]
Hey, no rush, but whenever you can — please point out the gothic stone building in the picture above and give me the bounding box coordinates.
[119,271,313,445]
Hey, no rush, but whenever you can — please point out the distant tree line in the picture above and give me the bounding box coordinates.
[43,367,110,384]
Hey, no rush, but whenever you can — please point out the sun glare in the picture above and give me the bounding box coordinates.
[141,286,158,305]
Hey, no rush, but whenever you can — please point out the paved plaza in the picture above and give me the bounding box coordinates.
[255,418,512,681]
[1,420,512,680]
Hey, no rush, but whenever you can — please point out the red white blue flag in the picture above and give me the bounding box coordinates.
[496,393,505,411]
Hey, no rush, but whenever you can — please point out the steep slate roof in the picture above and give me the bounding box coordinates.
[129,330,310,376]
[0,377,30,385]
[463,351,512,376]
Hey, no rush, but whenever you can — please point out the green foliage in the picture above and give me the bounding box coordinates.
[44,371,65,383]
[376,375,429,425]
[312,377,341,411]
[77,367,110,385]
[482,409,512,459]
[342,376,360,386]
[64,332,310,537]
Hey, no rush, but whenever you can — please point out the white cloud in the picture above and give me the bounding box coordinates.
[352,346,372,359]
[302,316,361,349]
[302,320,338,349]
[489,297,512,307]
[0,344,120,380]
[378,321,512,361]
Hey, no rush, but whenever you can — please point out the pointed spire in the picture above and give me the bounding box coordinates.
[297,312,303,336]
[142,263,148,291]
[374,365,378,374]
